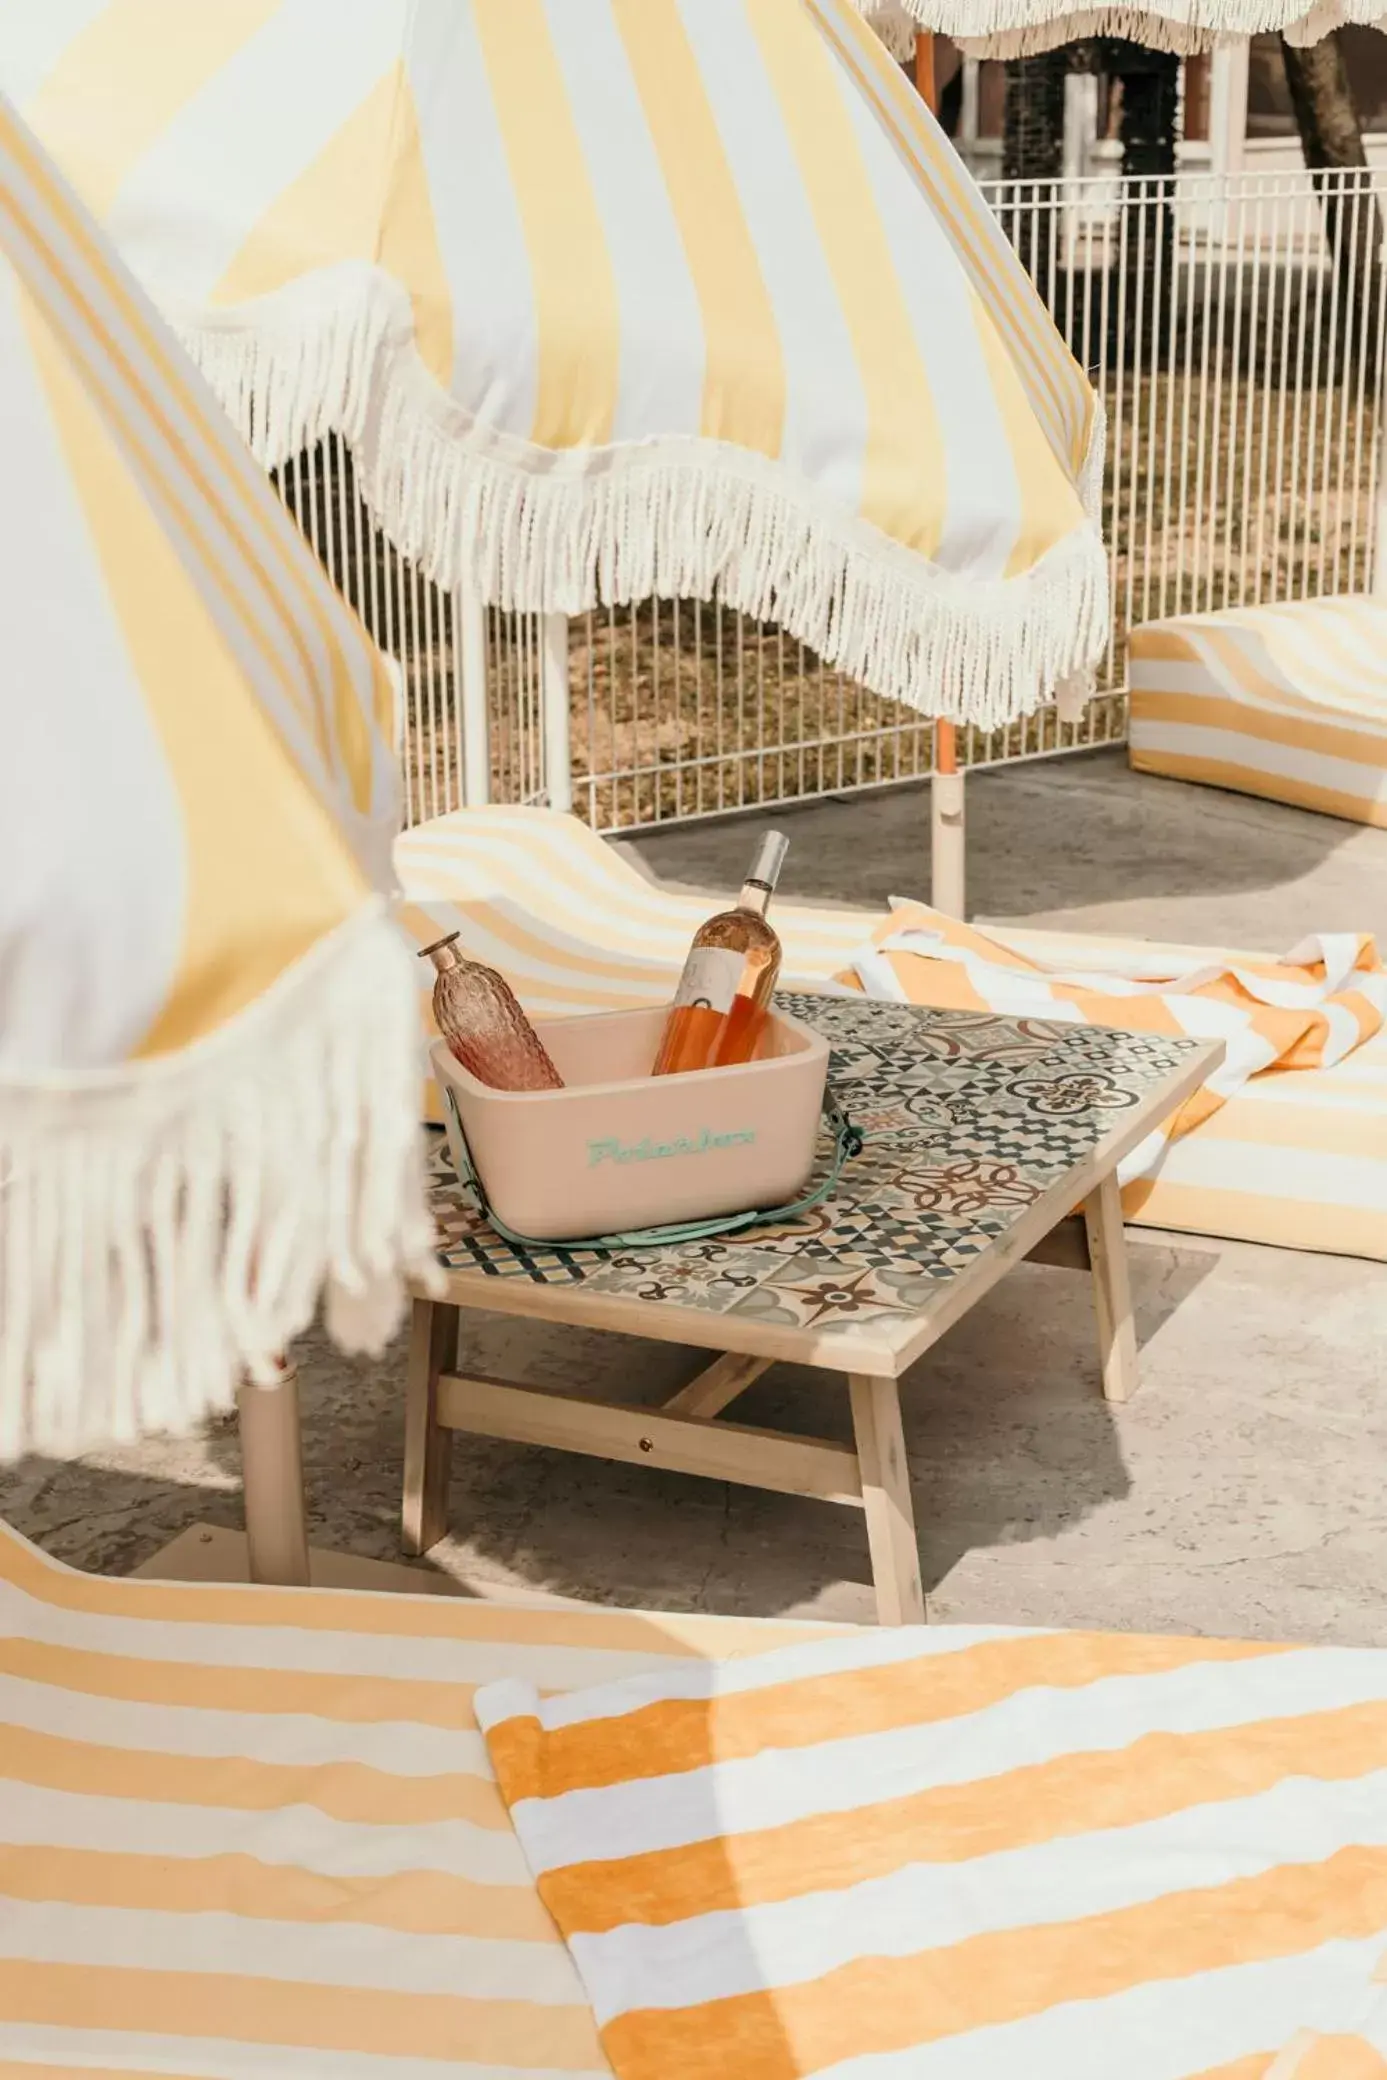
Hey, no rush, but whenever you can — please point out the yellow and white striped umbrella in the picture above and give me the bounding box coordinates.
[1,0,1107,730]
[858,0,1387,57]
[0,98,434,1458]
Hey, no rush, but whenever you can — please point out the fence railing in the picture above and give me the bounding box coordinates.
[993,166,1386,681]
[278,164,1387,835]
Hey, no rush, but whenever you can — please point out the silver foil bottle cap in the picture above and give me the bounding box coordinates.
[745,829,788,893]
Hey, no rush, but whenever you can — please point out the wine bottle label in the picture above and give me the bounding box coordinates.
[669,946,744,1016]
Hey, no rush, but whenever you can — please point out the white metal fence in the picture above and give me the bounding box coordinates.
[277,164,1387,835]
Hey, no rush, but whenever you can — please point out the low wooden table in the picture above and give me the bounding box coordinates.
[405,996,1220,1624]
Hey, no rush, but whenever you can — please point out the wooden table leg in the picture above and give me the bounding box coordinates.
[662,1351,770,1419]
[403,1298,459,1556]
[1084,1173,1139,1404]
[238,1359,310,1587]
[849,1375,925,1626]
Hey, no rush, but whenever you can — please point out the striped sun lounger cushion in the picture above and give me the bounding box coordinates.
[1128,595,1387,828]
[0,1517,837,2077]
[478,1624,1387,2080]
[395,805,870,1018]
[394,808,1387,1259]
[1123,1018,1387,1262]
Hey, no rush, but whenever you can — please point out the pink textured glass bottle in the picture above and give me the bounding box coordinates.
[420,935,563,1092]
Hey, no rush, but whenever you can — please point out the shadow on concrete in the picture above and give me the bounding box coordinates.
[892,1241,1216,1602]
[0,1236,1214,1619]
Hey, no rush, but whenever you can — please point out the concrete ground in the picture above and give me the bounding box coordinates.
[6,751,1387,1643]
[623,744,1387,947]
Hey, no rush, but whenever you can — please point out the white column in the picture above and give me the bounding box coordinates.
[541,612,573,814]
[458,579,491,808]
[1209,41,1249,179]
[959,59,980,146]
[1064,71,1098,183]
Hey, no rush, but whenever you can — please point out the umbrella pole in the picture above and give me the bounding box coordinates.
[542,613,574,813]
[913,29,936,109]
[459,580,492,807]
[238,1359,311,1586]
[1375,412,1387,597]
[913,32,966,919]
[931,722,966,918]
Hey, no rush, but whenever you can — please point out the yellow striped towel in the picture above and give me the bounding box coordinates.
[1273,2029,1387,2077]
[1271,1972,1387,2076]
[845,902,1386,1184]
[0,1513,845,2077]
[478,1624,1387,2079]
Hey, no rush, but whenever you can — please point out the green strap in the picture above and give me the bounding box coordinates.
[442,1086,863,1254]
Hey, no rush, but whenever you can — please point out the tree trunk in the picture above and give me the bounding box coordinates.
[1281,33,1382,378]
[1283,32,1369,168]
[1001,50,1070,307]
[1100,42,1179,369]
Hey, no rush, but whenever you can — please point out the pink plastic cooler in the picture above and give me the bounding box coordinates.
[431,1005,829,1241]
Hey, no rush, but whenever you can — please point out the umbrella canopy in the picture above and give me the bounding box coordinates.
[857,0,1387,55]
[0,96,435,1458]
[1,0,1107,730]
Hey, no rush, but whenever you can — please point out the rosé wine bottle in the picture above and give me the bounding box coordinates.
[652,831,788,1077]
[420,935,563,1092]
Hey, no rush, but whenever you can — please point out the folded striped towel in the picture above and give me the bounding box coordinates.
[477,1624,1387,2080]
[845,904,1386,1185]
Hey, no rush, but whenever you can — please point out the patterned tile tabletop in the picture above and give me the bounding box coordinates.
[425,994,1205,1362]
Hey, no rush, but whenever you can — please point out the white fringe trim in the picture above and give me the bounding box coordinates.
[856,0,1387,56]
[0,900,440,1462]
[175,267,1109,736]
[861,3,921,58]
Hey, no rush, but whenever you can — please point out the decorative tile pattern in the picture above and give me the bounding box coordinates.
[426,995,1201,1345]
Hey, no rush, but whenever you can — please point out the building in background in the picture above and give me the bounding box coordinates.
[940,32,1387,180]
